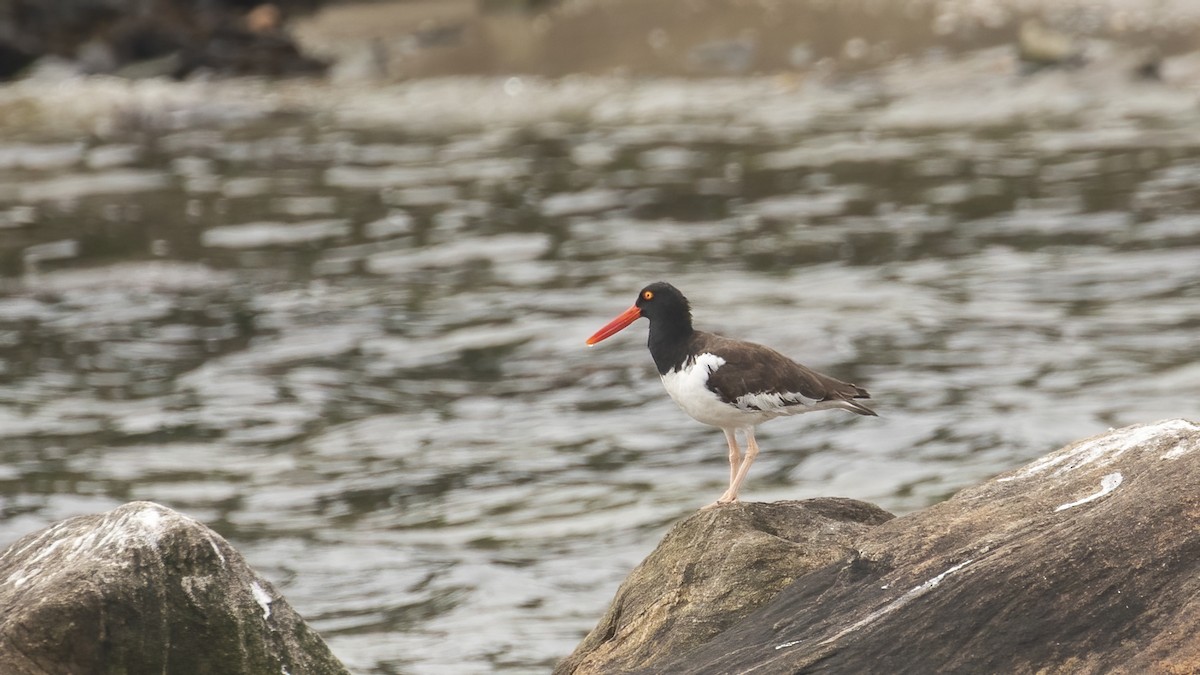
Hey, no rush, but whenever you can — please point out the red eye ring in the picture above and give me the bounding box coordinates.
[642,290,654,300]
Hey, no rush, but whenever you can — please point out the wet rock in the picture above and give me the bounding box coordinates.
[1133,47,1164,81]
[555,498,895,674]
[0,501,350,675]
[0,0,326,81]
[686,37,757,75]
[0,43,37,80]
[559,419,1200,674]
[1017,19,1085,72]
[478,0,561,15]
[295,0,1200,80]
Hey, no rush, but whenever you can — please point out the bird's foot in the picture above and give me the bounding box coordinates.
[701,495,739,510]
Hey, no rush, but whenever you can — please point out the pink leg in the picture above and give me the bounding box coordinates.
[703,427,755,509]
[723,428,741,488]
[722,427,760,503]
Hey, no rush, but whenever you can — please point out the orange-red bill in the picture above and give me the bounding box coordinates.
[586,305,641,345]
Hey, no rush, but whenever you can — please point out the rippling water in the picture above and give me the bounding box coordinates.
[1,64,1199,673]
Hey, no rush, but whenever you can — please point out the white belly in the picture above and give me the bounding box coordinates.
[659,353,774,429]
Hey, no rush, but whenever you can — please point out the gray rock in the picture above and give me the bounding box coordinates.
[559,419,1200,674]
[0,0,327,81]
[0,501,349,675]
[556,498,894,674]
[1017,19,1085,71]
[687,37,757,75]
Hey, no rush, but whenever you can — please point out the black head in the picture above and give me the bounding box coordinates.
[634,281,692,328]
[586,281,694,346]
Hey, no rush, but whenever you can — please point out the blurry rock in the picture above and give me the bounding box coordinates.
[293,0,1200,79]
[559,419,1200,673]
[0,43,37,79]
[1018,18,1085,72]
[478,0,560,15]
[0,0,327,81]
[414,23,466,49]
[22,55,86,81]
[1133,47,1163,81]
[293,1,480,81]
[788,43,814,69]
[328,38,390,82]
[1135,58,1162,80]
[0,501,350,674]
[183,26,326,77]
[114,51,184,79]
[76,38,119,73]
[687,36,757,75]
[555,498,894,674]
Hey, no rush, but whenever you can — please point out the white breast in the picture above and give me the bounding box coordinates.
[660,353,773,429]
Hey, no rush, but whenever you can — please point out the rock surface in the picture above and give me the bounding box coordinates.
[555,498,894,674]
[0,0,326,80]
[294,0,1200,80]
[0,501,349,675]
[559,419,1200,674]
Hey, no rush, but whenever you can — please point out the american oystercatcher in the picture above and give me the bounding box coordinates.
[586,282,876,508]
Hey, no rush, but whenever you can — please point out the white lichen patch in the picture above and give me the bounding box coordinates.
[1055,472,1123,512]
[1161,434,1200,460]
[132,505,164,546]
[0,502,227,591]
[181,574,214,599]
[998,419,1199,483]
[205,533,227,565]
[251,581,273,620]
[5,566,39,589]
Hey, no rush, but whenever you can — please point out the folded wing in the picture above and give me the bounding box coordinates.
[693,332,877,417]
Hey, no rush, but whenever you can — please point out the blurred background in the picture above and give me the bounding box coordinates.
[2,0,1200,672]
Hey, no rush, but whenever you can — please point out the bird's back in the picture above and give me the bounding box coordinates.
[691,331,876,418]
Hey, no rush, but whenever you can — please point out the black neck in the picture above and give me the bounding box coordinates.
[647,319,694,375]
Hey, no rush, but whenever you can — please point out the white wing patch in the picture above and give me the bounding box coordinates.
[692,352,727,373]
[734,390,820,413]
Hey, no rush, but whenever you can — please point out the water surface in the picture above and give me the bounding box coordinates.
[1,64,1199,673]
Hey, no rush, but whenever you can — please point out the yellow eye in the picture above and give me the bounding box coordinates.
[642,290,654,301]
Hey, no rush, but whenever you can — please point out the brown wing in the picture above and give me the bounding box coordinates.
[692,332,875,415]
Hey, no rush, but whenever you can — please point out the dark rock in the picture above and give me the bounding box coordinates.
[0,0,327,81]
[555,498,895,674]
[478,0,561,15]
[181,26,326,78]
[0,501,350,675]
[559,419,1200,674]
[113,50,184,79]
[1133,48,1163,81]
[0,43,37,79]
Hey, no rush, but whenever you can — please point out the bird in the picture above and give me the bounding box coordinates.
[586,281,876,509]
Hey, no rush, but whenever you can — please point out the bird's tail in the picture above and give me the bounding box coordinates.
[840,398,878,417]
[841,385,877,416]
